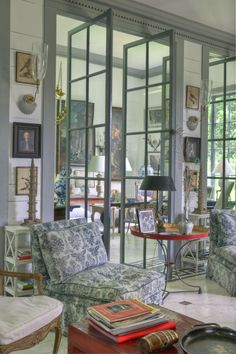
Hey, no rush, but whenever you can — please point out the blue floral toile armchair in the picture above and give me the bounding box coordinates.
[206,209,236,296]
[31,219,165,334]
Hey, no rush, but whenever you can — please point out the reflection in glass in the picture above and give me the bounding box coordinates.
[89,25,106,75]
[126,134,145,176]
[127,89,145,133]
[71,29,87,80]
[149,39,169,85]
[89,74,106,125]
[127,43,146,90]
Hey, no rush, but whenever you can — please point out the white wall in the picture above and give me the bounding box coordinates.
[183,40,202,212]
[8,0,44,224]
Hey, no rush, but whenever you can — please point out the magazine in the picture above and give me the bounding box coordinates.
[87,298,154,324]
[87,312,167,335]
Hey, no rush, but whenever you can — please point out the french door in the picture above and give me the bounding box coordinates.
[66,11,175,263]
[121,31,175,267]
[66,10,112,255]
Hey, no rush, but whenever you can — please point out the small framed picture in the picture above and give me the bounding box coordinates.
[184,137,201,163]
[15,52,37,85]
[137,208,156,233]
[186,85,200,110]
[16,167,38,195]
[148,107,162,128]
[13,123,41,158]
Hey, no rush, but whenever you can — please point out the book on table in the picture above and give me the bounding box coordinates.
[88,319,176,343]
[87,298,157,324]
[87,298,176,342]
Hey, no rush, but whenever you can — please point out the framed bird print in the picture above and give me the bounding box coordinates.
[186,85,200,110]
[15,52,37,85]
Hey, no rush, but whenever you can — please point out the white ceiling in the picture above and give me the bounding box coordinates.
[130,0,236,35]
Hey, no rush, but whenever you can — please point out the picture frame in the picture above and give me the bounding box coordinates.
[185,85,200,110]
[184,137,201,163]
[148,153,160,174]
[15,51,37,85]
[185,169,198,192]
[148,107,162,128]
[13,123,41,158]
[16,166,38,195]
[111,107,122,180]
[137,208,156,233]
[56,100,94,173]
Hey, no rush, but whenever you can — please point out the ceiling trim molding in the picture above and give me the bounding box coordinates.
[49,0,234,52]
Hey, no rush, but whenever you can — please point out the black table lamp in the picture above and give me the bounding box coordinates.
[140,176,176,217]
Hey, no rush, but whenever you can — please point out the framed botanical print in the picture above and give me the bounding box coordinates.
[186,85,200,110]
[15,52,37,85]
[16,166,38,195]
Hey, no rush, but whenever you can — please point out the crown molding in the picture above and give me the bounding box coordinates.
[48,0,235,52]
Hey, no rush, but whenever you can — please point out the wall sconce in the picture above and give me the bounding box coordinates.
[18,42,48,114]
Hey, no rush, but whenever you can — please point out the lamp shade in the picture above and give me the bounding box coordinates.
[140,176,176,191]
[212,160,234,176]
[125,157,132,172]
[88,156,105,173]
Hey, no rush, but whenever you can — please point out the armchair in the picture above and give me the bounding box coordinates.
[0,270,63,354]
[206,209,236,296]
[31,219,165,334]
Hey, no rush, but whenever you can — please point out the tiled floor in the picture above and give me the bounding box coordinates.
[14,232,236,353]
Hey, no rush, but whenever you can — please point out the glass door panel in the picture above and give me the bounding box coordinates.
[122,30,174,266]
[67,10,112,254]
[126,89,146,133]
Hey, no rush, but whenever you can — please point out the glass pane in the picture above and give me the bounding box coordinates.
[209,63,224,102]
[71,29,87,80]
[69,129,86,165]
[89,73,106,125]
[126,134,145,176]
[127,89,145,133]
[208,101,224,140]
[225,141,236,177]
[124,232,144,266]
[225,100,236,138]
[89,24,106,75]
[95,126,105,155]
[70,78,86,103]
[207,178,218,207]
[70,188,86,219]
[148,85,170,131]
[127,43,146,90]
[149,38,170,85]
[208,140,223,177]
[226,60,236,97]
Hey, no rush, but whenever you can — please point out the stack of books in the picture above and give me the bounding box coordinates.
[87,298,176,343]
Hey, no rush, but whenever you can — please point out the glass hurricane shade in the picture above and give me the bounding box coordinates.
[31,42,48,82]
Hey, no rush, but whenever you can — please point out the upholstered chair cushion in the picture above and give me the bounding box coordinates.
[39,222,107,282]
[216,210,236,247]
[31,218,86,279]
[0,295,63,345]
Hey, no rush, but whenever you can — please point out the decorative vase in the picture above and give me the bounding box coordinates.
[178,220,194,235]
[138,164,154,177]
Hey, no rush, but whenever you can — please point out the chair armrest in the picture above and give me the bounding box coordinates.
[0,270,44,295]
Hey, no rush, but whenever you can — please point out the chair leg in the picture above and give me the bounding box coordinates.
[53,319,62,354]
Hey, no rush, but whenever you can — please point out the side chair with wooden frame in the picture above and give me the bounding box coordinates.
[0,270,63,354]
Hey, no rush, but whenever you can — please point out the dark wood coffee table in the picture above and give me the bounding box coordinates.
[68,307,202,354]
